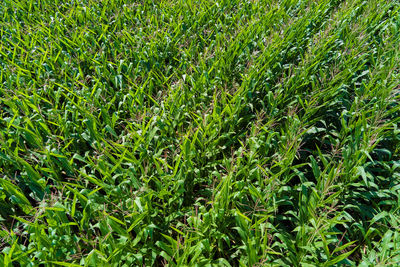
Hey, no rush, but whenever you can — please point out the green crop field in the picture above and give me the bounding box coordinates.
[1,0,400,266]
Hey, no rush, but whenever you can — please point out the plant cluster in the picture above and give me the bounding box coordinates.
[0,0,399,266]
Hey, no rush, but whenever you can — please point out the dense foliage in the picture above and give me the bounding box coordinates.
[1,0,400,266]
